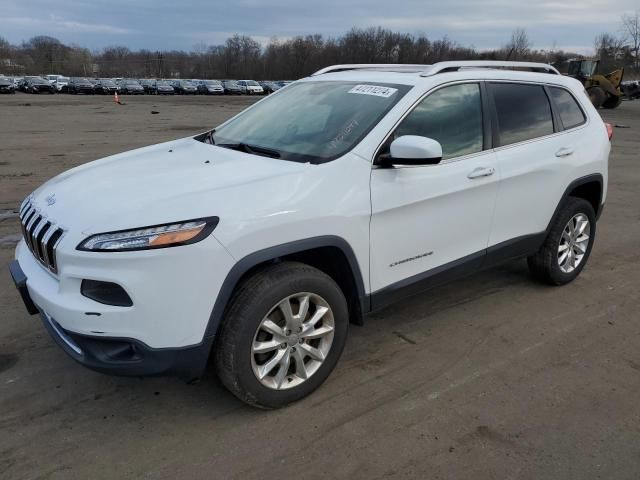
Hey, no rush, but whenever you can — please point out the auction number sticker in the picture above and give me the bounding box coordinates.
[348,84,398,98]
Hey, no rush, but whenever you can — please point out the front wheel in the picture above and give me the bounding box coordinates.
[215,262,348,409]
[527,197,596,285]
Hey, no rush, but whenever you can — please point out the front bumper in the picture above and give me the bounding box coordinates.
[9,258,213,379]
[13,228,235,347]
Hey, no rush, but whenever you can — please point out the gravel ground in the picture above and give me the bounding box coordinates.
[1,93,639,480]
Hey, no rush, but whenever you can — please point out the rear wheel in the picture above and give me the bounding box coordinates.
[527,197,596,285]
[587,87,606,108]
[215,262,348,409]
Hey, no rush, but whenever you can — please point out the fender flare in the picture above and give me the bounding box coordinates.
[202,235,368,342]
[545,173,604,232]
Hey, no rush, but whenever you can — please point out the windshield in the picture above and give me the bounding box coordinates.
[246,80,259,86]
[157,81,171,87]
[181,81,194,87]
[212,81,410,163]
[204,80,220,85]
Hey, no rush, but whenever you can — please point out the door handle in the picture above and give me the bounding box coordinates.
[467,167,495,179]
[555,147,574,157]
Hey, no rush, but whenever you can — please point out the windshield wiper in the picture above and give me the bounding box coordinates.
[216,142,281,159]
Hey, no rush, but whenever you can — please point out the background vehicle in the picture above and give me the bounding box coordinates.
[171,79,198,94]
[140,79,157,94]
[12,77,25,90]
[18,76,37,92]
[119,79,145,94]
[54,76,70,92]
[156,80,175,95]
[259,81,281,94]
[67,77,95,94]
[0,77,15,94]
[94,79,119,94]
[196,79,224,95]
[24,77,55,94]
[563,58,624,109]
[621,80,640,99]
[118,78,144,95]
[222,80,242,94]
[237,80,264,94]
[45,74,61,84]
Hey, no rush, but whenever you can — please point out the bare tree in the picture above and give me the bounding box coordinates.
[594,32,626,71]
[622,10,640,70]
[1,29,593,79]
[505,28,532,60]
[0,36,10,58]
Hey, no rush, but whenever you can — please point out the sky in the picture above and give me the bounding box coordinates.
[1,0,637,54]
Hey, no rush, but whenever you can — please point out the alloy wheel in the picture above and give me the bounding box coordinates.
[558,213,590,273]
[251,293,335,390]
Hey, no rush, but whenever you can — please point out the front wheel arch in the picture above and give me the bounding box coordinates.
[203,236,367,343]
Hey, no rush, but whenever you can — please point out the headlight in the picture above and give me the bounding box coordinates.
[77,217,219,252]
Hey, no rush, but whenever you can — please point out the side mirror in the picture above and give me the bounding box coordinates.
[386,135,443,166]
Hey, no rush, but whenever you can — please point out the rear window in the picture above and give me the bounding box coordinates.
[491,83,554,146]
[548,87,586,130]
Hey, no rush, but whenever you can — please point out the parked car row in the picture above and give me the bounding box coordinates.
[0,74,293,95]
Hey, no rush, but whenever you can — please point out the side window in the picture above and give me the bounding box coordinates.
[491,83,554,146]
[393,83,483,160]
[548,87,586,130]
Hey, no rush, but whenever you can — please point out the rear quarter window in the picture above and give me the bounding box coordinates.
[491,83,554,146]
[548,87,586,130]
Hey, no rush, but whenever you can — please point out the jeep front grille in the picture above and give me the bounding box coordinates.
[19,200,64,274]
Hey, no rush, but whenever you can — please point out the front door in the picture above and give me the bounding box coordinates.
[369,82,498,303]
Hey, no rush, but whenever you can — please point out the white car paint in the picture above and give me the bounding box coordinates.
[237,80,264,94]
[15,62,609,354]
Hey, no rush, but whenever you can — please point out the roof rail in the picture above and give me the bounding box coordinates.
[311,61,560,78]
[420,61,560,76]
[311,64,431,76]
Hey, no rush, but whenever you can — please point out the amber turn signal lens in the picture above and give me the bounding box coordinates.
[148,225,205,247]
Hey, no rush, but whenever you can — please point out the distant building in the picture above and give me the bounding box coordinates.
[0,58,25,74]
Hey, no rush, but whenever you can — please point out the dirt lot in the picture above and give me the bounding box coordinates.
[1,93,639,480]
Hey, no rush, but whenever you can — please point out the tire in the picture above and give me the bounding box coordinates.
[215,261,349,409]
[527,197,596,286]
[602,94,622,109]
[587,87,606,108]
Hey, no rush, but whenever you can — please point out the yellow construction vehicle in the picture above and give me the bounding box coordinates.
[565,59,624,109]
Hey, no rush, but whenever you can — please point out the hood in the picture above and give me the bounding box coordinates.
[30,137,309,235]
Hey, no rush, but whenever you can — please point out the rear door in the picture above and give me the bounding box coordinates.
[487,82,582,251]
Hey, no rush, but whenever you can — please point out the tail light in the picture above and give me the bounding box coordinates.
[605,122,614,141]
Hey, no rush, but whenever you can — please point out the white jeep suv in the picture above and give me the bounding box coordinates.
[10,61,610,408]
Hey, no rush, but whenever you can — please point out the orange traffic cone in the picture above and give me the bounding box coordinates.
[114,91,121,105]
